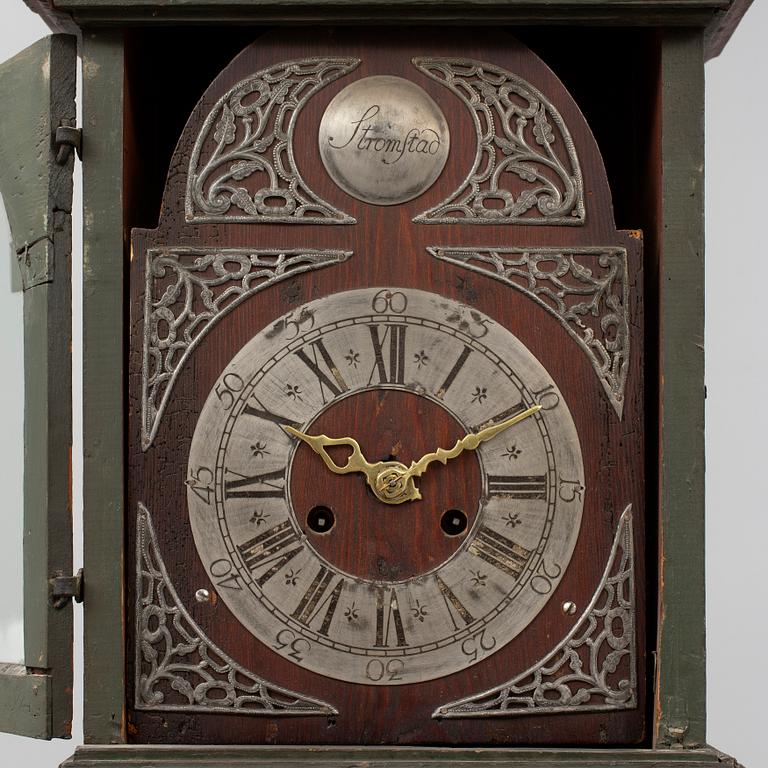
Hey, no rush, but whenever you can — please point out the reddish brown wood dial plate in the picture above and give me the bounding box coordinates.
[292,388,483,581]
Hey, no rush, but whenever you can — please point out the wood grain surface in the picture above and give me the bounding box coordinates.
[126,27,647,746]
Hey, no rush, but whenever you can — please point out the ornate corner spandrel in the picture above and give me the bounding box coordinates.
[428,246,628,418]
[135,504,337,716]
[142,247,351,450]
[433,504,636,719]
[186,57,359,224]
[412,58,584,225]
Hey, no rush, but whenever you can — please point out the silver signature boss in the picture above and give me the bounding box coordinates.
[327,104,443,165]
[319,75,450,206]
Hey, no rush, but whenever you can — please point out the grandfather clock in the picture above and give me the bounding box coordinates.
[0,1,751,766]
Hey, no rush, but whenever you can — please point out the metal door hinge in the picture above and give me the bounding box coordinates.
[50,568,84,609]
[16,235,54,290]
[54,125,81,164]
[664,721,697,750]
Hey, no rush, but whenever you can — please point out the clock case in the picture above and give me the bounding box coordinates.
[0,1,749,767]
[127,27,643,747]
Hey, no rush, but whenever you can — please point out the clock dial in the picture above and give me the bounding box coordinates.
[187,288,584,685]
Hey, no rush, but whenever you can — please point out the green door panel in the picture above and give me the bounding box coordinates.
[0,33,76,740]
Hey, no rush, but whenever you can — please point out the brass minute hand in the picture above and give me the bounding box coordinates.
[282,404,541,506]
[400,404,542,484]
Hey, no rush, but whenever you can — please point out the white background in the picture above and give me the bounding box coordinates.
[0,3,765,766]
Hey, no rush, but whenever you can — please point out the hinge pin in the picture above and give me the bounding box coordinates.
[54,125,82,164]
[50,568,84,609]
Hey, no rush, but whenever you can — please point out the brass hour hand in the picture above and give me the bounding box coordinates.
[281,425,417,503]
[282,425,377,477]
[401,404,542,483]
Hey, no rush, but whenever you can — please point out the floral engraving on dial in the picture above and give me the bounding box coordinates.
[186,57,359,224]
[428,246,629,418]
[433,505,636,718]
[187,288,584,685]
[412,58,584,224]
[134,504,337,716]
[141,246,351,449]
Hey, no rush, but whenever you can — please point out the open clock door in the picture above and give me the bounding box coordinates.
[0,34,76,740]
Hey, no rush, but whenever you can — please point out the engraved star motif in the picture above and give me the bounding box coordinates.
[285,383,303,401]
[504,512,521,528]
[411,600,429,622]
[284,568,301,587]
[470,569,488,588]
[345,349,360,368]
[250,441,270,459]
[250,509,269,526]
[502,443,522,461]
[471,386,488,404]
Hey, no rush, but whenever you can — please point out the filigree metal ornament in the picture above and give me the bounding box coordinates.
[412,58,584,224]
[186,57,359,223]
[433,504,635,718]
[428,247,628,418]
[135,504,337,716]
[318,75,450,205]
[142,247,351,449]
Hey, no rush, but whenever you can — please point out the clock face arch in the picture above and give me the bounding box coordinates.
[187,287,584,685]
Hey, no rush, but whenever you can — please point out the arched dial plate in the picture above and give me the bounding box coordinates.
[187,288,584,686]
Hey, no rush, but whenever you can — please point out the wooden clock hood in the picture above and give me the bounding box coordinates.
[0,0,754,766]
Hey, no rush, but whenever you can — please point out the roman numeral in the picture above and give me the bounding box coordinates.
[435,574,474,631]
[224,468,285,499]
[241,397,299,428]
[374,587,408,648]
[438,345,472,397]
[368,324,407,385]
[470,402,528,433]
[469,525,532,579]
[488,475,548,499]
[237,520,303,586]
[294,339,349,402]
[291,565,345,636]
